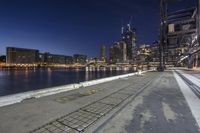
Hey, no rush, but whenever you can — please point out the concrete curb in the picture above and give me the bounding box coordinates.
[0,70,151,107]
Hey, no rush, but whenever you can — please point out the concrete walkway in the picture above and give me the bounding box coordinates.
[0,70,199,133]
[95,70,200,133]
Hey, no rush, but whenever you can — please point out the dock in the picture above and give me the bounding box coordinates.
[0,69,200,133]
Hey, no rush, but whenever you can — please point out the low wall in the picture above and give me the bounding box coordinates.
[0,70,151,107]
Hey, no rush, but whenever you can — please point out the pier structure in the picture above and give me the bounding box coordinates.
[0,68,200,133]
[160,0,200,69]
[1,1,200,133]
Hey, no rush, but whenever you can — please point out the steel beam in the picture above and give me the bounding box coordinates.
[197,0,200,45]
[158,0,167,71]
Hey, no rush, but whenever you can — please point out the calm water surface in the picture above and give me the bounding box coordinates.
[0,68,134,96]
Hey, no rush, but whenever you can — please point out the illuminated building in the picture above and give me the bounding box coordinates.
[109,41,127,64]
[122,24,137,61]
[6,47,74,67]
[100,45,106,62]
[109,23,137,64]
[0,55,6,63]
[6,47,39,64]
[40,53,73,65]
[166,8,197,65]
[136,44,152,62]
[73,54,87,65]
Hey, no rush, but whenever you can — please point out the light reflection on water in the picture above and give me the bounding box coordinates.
[0,68,134,96]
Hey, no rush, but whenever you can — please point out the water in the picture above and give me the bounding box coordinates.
[0,68,134,96]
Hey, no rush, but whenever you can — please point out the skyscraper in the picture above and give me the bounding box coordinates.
[100,45,106,62]
[109,41,127,64]
[122,24,137,61]
[109,22,136,64]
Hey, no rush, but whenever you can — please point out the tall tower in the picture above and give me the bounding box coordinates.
[122,24,137,61]
[122,41,127,62]
[100,45,106,62]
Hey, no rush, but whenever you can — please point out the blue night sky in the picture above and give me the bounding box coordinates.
[0,0,196,57]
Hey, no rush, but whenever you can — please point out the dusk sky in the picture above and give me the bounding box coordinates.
[0,0,196,57]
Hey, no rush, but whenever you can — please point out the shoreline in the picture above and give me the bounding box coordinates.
[0,70,151,107]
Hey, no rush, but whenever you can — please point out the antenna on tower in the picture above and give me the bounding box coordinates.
[121,18,124,34]
[128,16,133,31]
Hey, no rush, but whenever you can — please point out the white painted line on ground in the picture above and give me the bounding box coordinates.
[0,70,152,107]
[174,71,200,128]
[182,73,200,87]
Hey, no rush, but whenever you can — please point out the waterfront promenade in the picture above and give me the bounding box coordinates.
[0,69,200,133]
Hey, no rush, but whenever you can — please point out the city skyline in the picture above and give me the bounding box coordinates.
[0,0,196,57]
[1,1,200,133]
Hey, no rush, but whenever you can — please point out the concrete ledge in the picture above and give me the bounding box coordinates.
[0,70,150,107]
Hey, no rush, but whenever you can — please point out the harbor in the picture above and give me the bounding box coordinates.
[0,68,140,96]
[0,69,199,133]
[0,0,200,132]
